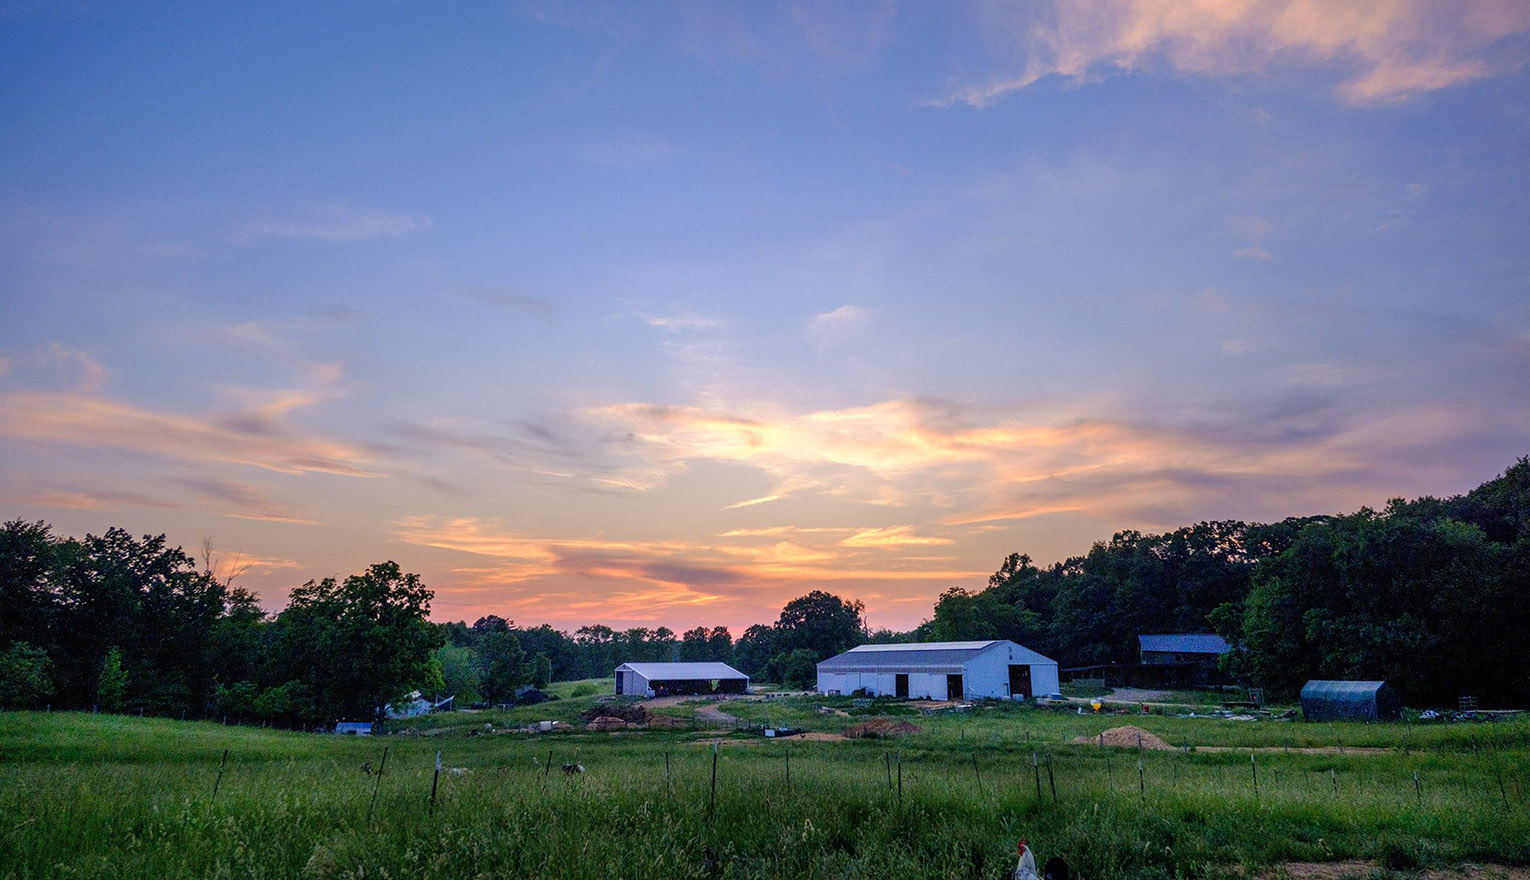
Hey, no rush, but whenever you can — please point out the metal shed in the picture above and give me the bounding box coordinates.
[1138,633,1230,664]
[1300,680,1402,721]
[816,640,1060,701]
[614,662,749,698]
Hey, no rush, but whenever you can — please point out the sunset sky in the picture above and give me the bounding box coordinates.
[3,2,1528,633]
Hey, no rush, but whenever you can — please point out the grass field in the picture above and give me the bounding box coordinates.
[3,692,1528,879]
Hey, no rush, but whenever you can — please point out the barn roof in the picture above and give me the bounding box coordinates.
[1138,634,1231,655]
[616,662,748,680]
[818,640,1056,672]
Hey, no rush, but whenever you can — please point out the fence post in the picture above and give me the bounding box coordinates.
[1032,752,1042,802]
[211,749,229,802]
[367,746,389,823]
[708,742,719,820]
[428,751,441,816]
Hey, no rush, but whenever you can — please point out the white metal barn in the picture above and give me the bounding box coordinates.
[614,661,750,698]
[816,641,1060,701]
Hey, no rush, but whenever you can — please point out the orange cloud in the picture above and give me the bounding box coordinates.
[0,390,380,477]
[948,0,1529,106]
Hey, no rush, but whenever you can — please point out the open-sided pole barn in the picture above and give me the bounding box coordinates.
[614,662,750,698]
[816,640,1060,701]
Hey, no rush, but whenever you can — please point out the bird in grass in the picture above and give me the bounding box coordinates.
[1015,840,1069,880]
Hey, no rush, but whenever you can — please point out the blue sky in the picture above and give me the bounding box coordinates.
[3,1,1528,631]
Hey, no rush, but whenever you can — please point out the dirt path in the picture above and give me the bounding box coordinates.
[694,703,738,724]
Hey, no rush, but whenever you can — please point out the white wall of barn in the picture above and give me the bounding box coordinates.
[817,643,1061,699]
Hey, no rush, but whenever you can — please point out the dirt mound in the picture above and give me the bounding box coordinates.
[580,703,650,724]
[586,715,631,731]
[1074,725,1174,750]
[844,717,923,739]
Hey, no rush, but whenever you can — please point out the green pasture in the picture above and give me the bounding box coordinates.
[2,700,1528,879]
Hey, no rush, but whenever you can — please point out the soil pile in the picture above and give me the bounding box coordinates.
[580,703,650,724]
[844,718,923,739]
[586,715,631,731]
[1073,725,1173,750]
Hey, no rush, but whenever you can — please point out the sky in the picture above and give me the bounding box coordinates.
[2,1,1528,634]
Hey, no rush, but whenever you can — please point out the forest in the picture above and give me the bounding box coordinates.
[2,457,1526,723]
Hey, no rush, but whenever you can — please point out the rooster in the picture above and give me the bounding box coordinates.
[1015,840,1069,880]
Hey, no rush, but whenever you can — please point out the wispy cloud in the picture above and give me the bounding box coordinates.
[0,488,181,512]
[392,514,982,615]
[941,0,1530,107]
[458,289,558,318]
[675,1,898,80]
[0,390,381,477]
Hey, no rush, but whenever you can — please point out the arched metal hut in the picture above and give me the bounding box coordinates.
[1300,680,1402,721]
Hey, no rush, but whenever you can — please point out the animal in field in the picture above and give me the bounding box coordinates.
[1015,840,1069,880]
[359,761,373,776]
[561,762,584,775]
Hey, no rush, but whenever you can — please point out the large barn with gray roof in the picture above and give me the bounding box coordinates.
[816,640,1060,701]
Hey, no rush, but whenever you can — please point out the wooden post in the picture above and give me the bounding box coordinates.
[1497,768,1510,812]
[785,745,791,791]
[211,749,229,802]
[665,751,671,798]
[896,751,903,808]
[1414,770,1422,807]
[1032,752,1042,802]
[1250,751,1258,801]
[970,752,983,795]
[885,751,892,790]
[1137,758,1145,804]
[367,746,389,823]
[708,742,719,819]
[544,749,554,778]
[1331,768,1338,796]
[428,751,441,816]
[1046,754,1057,804]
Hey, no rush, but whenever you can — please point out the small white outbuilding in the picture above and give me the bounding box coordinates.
[816,640,1060,701]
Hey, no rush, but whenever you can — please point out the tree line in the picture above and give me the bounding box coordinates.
[916,457,1530,705]
[2,457,1525,717]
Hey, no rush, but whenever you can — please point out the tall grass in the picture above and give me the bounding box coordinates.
[2,709,1526,879]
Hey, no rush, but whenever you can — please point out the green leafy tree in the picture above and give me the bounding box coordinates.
[96,646,127,711]
[764,648,819,689]
[733,624,776,676]
[271,561,442,720]
[480,630,527,705]
[435,644,482,704]
[531,652,552,689]
[679,626,711,661]
[775,591,865,659]
[0,641,54,709]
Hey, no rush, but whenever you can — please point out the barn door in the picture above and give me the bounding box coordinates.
[895,673,909,698]
[1009,665,1032,699]
[946,674,964,701]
